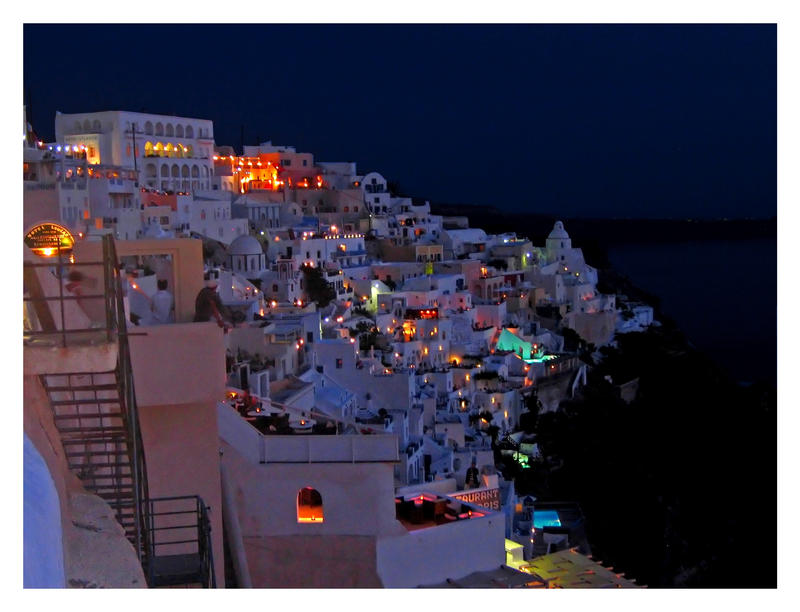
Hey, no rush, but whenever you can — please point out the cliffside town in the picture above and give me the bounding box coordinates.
[23,108,654,588]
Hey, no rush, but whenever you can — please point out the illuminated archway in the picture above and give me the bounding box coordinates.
[297,487,324,523]
[144,141,154,157]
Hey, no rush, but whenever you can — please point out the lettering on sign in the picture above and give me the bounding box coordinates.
[25,223,75,257]
[451,487,501,511]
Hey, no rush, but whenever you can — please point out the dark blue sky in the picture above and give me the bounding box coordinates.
[23,24,776,219]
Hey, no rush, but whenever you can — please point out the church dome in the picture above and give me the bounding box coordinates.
[547,221,570,240]
[228,234,263,256]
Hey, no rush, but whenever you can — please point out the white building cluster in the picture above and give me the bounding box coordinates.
[23,106,652,588]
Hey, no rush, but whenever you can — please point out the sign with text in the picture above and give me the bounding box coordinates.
[451,487,501,511]
[25,223,75,257]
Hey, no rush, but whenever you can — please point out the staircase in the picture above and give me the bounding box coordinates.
[25,235,216,588]
[41,367,143,545]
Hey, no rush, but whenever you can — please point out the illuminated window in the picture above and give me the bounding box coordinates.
[297,487,324,523]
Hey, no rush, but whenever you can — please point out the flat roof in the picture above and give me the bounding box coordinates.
[521,549,643,588]
[419,565,547,588]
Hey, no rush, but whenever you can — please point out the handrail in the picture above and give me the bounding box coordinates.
[103,236,151,568]
[146,495,215,588]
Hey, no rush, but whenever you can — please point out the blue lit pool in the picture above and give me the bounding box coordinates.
[533,510,562,529]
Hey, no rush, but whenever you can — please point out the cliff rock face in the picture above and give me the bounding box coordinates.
[63,492,147,588]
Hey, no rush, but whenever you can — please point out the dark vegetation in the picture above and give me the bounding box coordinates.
[514,324,776,587]
[300,265,336,308]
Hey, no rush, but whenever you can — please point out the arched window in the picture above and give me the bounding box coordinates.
[297,487,324,523]
[191,165,199,178]
[186,125,194,138]
[175,125,184,137]
[145,121,154,135]
[144,142,154,157]
[165,143,175,158]
[160,164,169,177]
[171,164,180,178]
[181,165,190,178]
[92,120,101,132]
[83,119,91,131]
[165,123,174,137]
[154,142,164,157]
[155,122,164,136]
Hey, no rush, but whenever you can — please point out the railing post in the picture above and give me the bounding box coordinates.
[56,245,66,348]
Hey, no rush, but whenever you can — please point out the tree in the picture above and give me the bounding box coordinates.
[561,326,584,352]
[301,265,336,308]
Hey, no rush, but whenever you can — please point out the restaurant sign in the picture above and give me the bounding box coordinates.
[451,487,501,511]
[25,223,75,257]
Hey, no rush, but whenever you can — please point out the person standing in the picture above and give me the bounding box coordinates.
[150,279,174,325]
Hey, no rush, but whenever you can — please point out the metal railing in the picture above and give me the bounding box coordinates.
[24,237,152,575]
[23,242,116,348]
[145,496,216,588]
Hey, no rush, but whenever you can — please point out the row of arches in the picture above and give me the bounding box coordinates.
[140,121,209,139]
[74,119,102,133]
[144,141,194,158]
[143,162,211,179]
[146,121,192,138]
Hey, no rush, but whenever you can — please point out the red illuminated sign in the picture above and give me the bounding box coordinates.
[451,487,501,511]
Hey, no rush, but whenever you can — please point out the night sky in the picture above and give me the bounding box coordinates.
[23,24,776,219]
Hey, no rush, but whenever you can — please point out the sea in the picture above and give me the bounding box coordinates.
[606,239,777,387]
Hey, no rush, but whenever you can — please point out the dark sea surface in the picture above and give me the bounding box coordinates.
[606,239,777,386]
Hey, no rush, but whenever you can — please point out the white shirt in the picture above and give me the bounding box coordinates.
[150,289,174,324]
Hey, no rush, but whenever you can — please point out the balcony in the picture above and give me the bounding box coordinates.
[217,401,399,464]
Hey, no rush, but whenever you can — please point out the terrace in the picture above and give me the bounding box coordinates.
[394,492,492,532]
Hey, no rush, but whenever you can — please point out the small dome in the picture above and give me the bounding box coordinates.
[228,234,263,256]
[547,221,570,240]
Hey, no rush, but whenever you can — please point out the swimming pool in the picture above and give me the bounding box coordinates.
[533,510,562,529]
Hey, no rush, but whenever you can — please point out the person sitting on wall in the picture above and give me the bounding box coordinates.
[194,274,231,329]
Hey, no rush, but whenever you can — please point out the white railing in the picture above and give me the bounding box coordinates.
[217,402,399,464]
